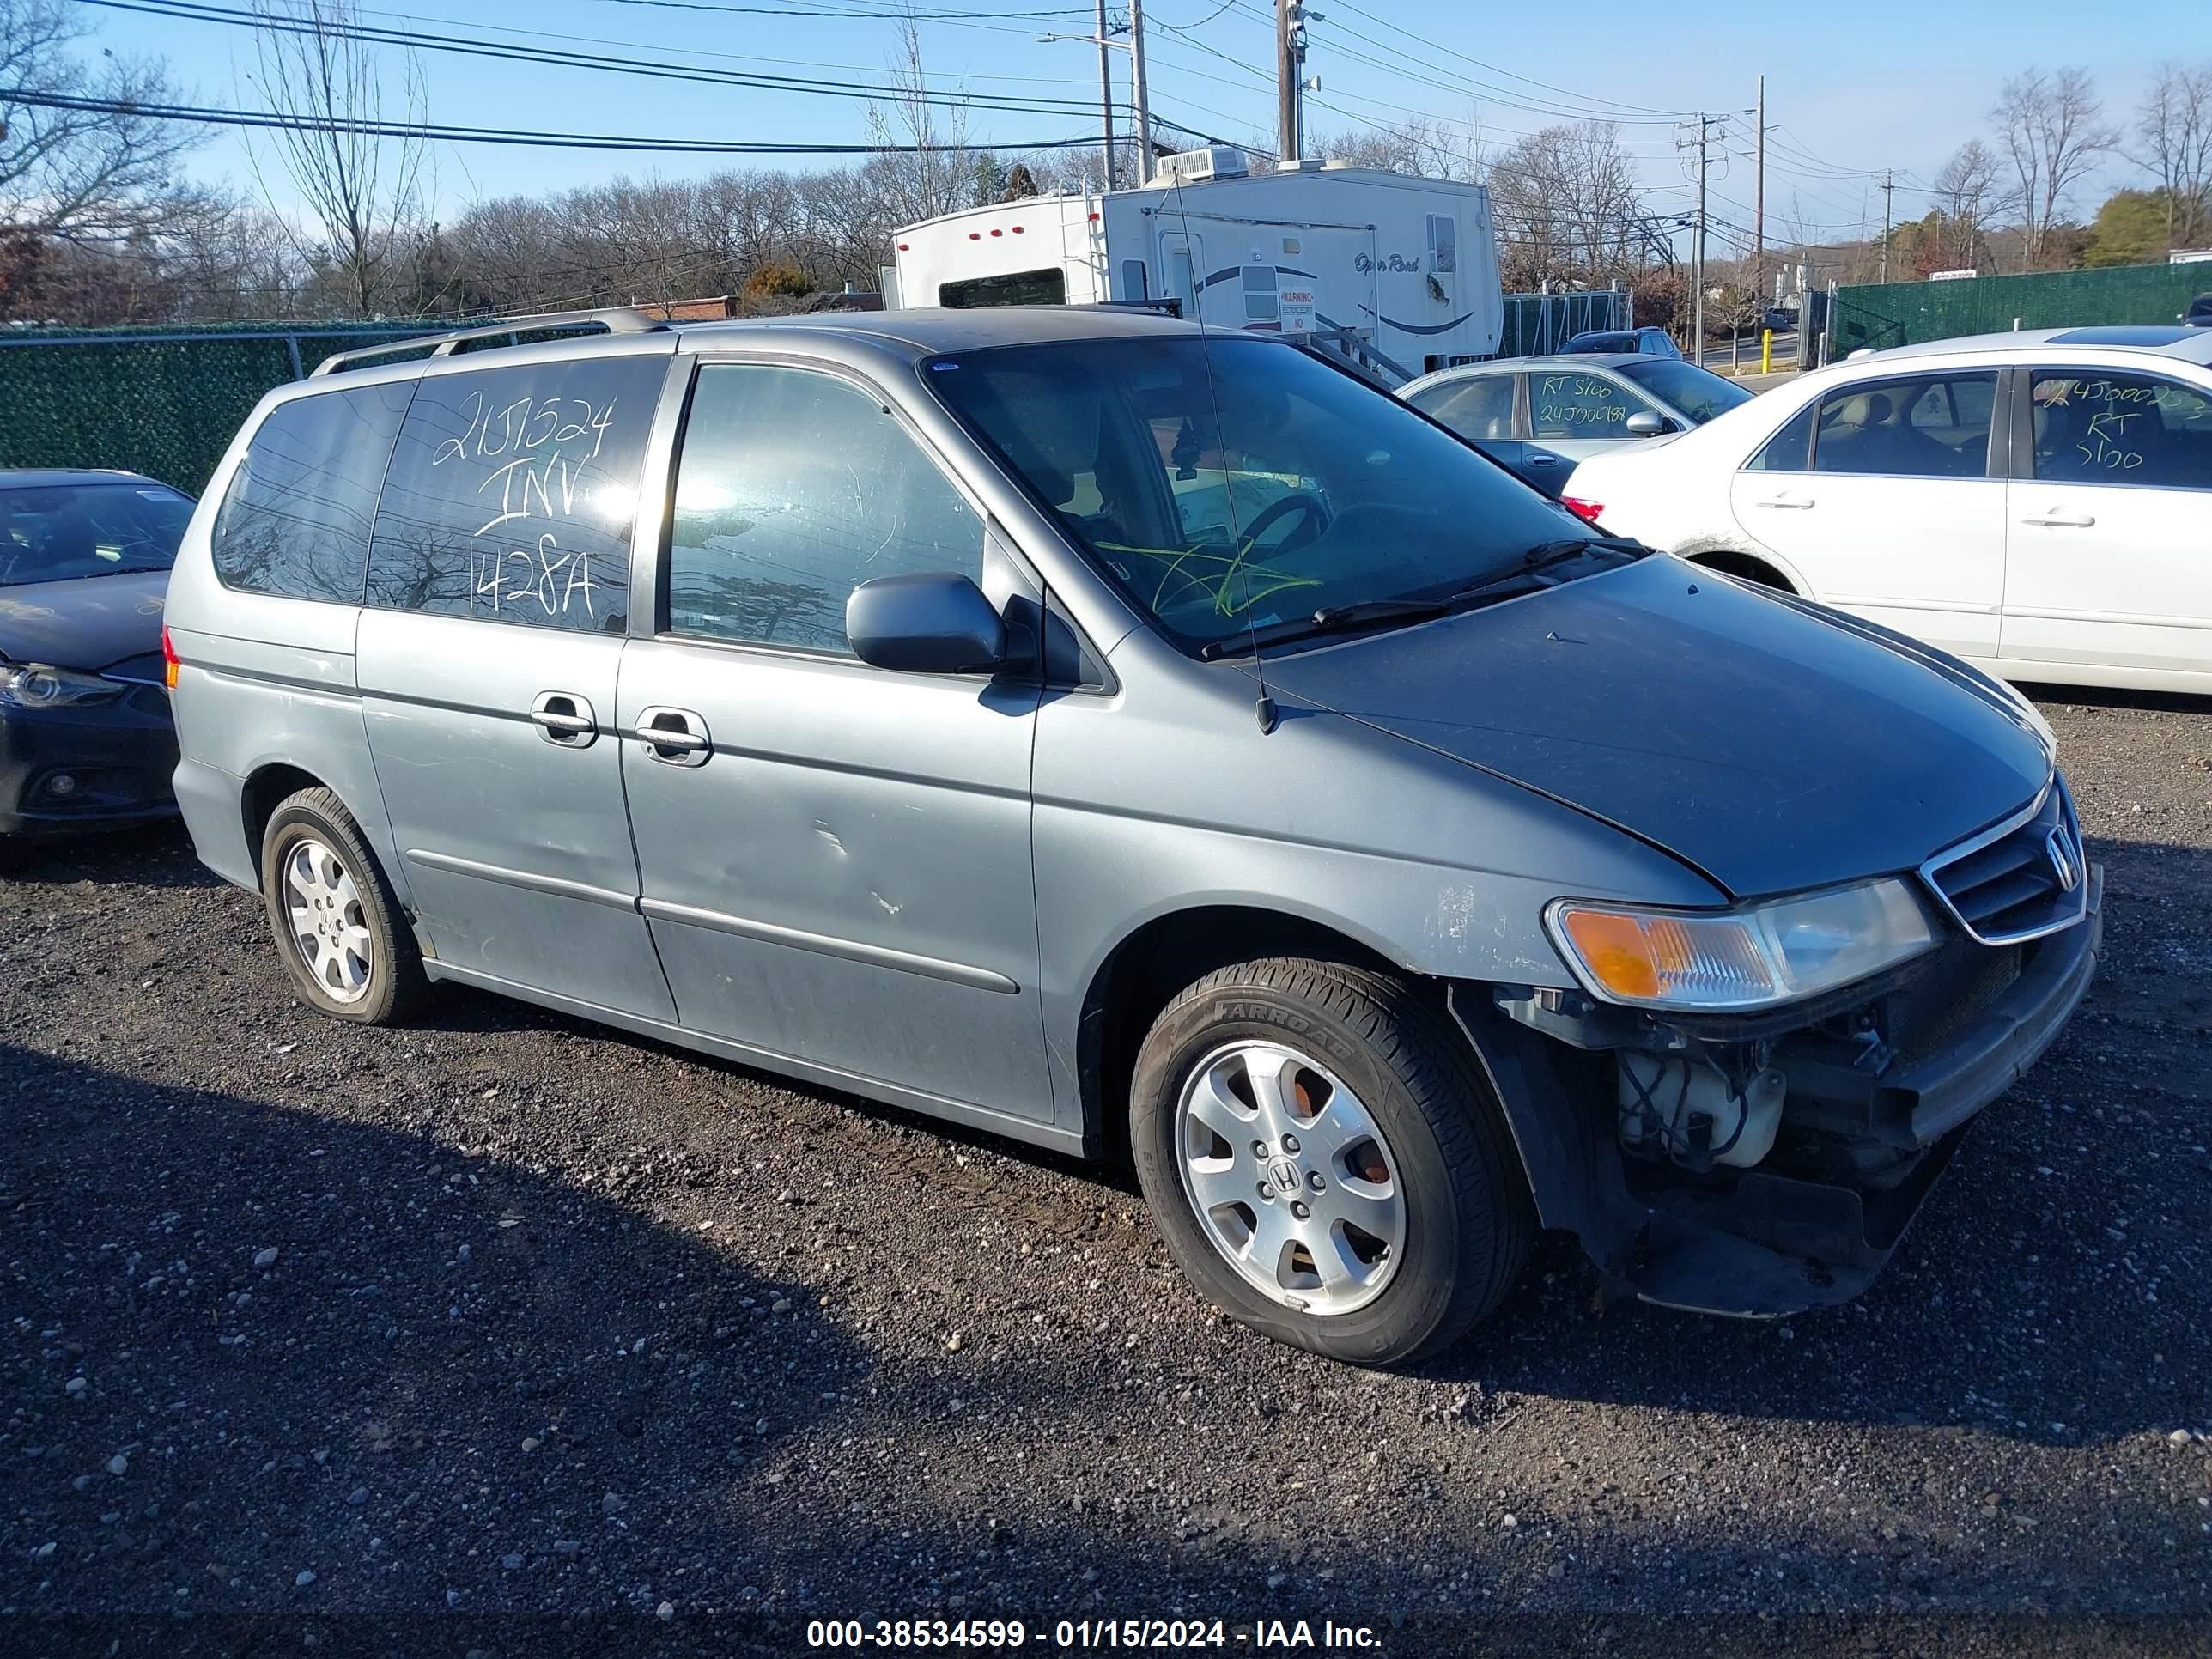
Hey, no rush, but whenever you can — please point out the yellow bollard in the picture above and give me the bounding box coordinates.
[1760,329,1773,375]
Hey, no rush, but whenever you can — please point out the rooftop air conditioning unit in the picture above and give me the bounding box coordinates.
[1151,146,1249,185]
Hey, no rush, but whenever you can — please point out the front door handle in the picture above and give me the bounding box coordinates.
[2019,509,2096,528]
[530,690,598,747]
[636,705,711,767]
[1528,454,1561,466]
[1751,493,1816,510]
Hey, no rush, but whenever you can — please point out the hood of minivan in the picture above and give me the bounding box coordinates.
[0,569,168,672]
[1260,556,2051,900]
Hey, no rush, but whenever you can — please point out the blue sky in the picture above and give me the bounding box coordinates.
[88,0,2197,251]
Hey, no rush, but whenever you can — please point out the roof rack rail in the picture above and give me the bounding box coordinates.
[308,306,670,378]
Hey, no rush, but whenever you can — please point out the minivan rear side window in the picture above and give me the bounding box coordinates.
[212,382,412,603]
[362,355,665,631]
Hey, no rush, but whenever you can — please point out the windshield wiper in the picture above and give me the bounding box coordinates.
[1431,535,1647,605]
[1197,537,1647,660]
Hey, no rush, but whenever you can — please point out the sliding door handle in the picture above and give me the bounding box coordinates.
[530,691,598,747]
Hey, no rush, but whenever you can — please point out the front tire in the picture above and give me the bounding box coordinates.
[259,787,427,1025]
[1129,957,1533,1366]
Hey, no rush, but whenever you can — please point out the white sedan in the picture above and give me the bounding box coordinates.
[1561,325,2212,695]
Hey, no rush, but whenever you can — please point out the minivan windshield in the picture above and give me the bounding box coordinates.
[1616,358,1754,425]
[0,482,193,588]
[925,337,1598,654]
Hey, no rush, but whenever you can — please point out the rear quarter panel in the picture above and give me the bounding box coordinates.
[162,386,407,899]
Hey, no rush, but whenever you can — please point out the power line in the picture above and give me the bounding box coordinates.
[82,0,1112,118]
[1222,0,1684,126]
[4,89,1109,153]
[355,0,1127,88]
[1305,0,1692,118]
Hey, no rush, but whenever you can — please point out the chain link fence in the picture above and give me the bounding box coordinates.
[1488,289,1633,360]
[1829,264,2208,356]
[0,324,438,495]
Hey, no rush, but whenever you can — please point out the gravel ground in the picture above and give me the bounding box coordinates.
[3,690,2210,1656]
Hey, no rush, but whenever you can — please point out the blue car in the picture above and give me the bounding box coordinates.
[1,470,192,849]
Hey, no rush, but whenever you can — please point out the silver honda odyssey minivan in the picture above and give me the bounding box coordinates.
[163,305,2100,1365]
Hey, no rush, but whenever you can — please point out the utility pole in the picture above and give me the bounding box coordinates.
[1040,9,1147,184]
[1681,112,1723,366]
[1753,74,1765,306]
[1879,168,1895,283]
[1096,0,1115,190]
[1277,0,1305,163]
[1128,0,1152,182]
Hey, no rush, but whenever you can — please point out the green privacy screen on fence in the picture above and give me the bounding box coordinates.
[0,325,434,495]
[1830,264,2209,356]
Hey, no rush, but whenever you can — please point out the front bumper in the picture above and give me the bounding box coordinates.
[0,688,179,839]
[1460,865,2103,1318]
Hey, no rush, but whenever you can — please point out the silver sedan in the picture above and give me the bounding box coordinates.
[1401,351,1753,495]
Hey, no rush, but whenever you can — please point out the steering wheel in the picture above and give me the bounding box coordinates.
[1237,491,1331,552]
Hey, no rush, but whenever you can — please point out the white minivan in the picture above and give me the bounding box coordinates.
[1563,325,2212,695]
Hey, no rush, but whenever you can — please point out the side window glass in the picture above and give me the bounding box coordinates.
[937,269,1067,309]
[2030,370,2212,489]
[1425,214,1456,274]
[363,354,665,631]
[1240,265,1279,325]
[1529,371,1655,441]
[213,382,411,602]
[1811,372,1996,478]
[666,364,983,656]
[1747,401,1816,471]
[1412,376,1515,442]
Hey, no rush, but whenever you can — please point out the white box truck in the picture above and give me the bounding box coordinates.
[887,148,1501,384]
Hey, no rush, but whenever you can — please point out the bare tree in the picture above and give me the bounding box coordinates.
[238,0,429,317]
[1310,112,1483,181]
[0,0,198,245]
[1989,67,2118,269]
[2136,60,2212,249]
[1930,138,1999,270]
[862,15,972,232]
[1483,121,1651,289]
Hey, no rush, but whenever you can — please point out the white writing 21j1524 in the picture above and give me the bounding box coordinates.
[428,388,629,623]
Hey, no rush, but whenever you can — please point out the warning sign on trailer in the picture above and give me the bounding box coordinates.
[1279,286,1316,335]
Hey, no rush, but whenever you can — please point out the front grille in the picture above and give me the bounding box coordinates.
[1921,781,2088,945]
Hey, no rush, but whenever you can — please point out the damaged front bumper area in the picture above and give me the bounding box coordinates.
[1454,866,2102,1318]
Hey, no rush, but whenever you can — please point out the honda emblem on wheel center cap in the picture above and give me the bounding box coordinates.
[1265,1156,1303,1196]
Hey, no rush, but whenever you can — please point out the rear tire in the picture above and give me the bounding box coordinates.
[1129,957,1533,1366]
[259,787,427,1025]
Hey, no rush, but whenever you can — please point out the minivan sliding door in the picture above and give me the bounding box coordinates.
[355,343,679,1020]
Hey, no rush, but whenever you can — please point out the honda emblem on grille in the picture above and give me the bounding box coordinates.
[2045,826,2080,893]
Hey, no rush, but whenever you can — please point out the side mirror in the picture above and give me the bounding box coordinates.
[1624,410,1670,438]
[847,571,1007,675]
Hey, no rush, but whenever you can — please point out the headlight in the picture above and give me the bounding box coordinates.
[1547,878,1935,1012]
[0,663,126,709]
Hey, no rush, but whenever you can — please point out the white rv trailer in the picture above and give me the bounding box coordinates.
[886,148,1502,384]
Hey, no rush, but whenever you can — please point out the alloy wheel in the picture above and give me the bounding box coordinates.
[1174,1040,1407,1315]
